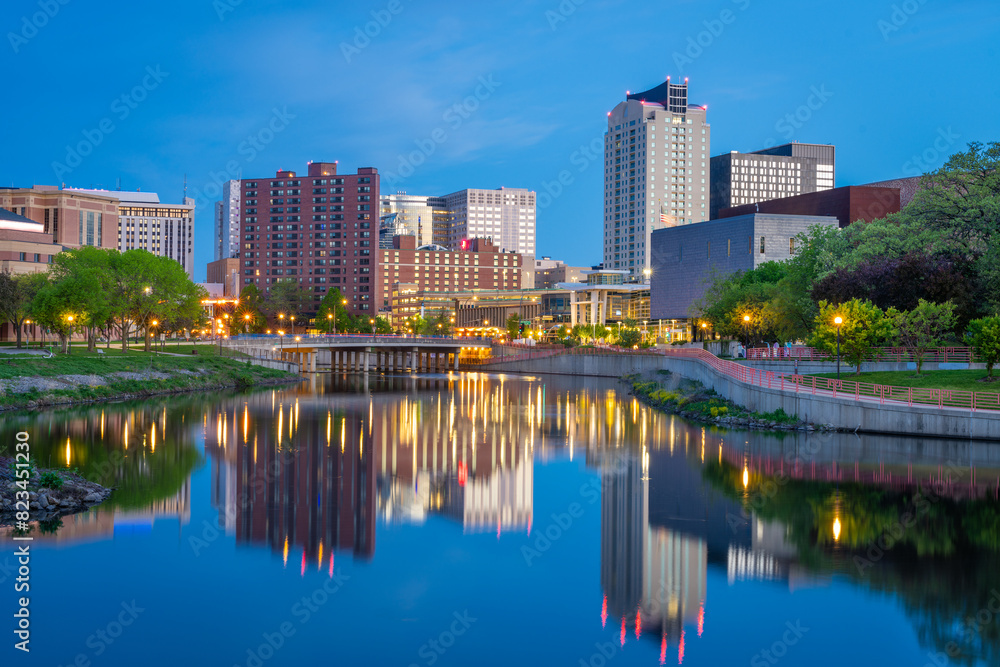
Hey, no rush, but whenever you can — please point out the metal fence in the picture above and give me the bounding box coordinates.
[747,346,977,364]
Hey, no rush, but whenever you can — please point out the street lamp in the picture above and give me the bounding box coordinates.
[743,314,751,350]
[327,312,334,336]
[701,322,708,342]
[290,315,296,335]
[278,330,285,353]
[243,313,251,334]
[834,315,843,380]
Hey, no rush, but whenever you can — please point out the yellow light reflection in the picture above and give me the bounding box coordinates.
[742,465,749,488]
[65,438,71,466]
[833,517,842,542]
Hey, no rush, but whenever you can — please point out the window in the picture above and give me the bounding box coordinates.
[789,238,796,254]
[760,236,765,254]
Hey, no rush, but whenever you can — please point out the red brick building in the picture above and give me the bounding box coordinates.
[239,162,380,314]
[718,185,901,228]
[380,236,522,311]
[0,185,118,249]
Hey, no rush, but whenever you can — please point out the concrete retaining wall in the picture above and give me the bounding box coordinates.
[477,353,1000,441]
[246,357,300,373]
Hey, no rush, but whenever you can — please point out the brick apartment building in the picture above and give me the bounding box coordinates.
[239,162,380,314]
[380,235,522,312]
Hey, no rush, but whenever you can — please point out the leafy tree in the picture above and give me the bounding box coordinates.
[265,279,310,322]
[593,324,610,342]
[893,300,957,374]
[617,318,642,348]
[808,299,896,374]
[374,316,393,335]
[966,316,1000,380]
[571,323,594,343]
[0,270,47,349]
[506,313,520,340]
[426,312,452,336]
[812,252,978,330]
[316,288,349,334]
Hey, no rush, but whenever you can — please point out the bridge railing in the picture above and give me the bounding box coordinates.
[227,334,489,346]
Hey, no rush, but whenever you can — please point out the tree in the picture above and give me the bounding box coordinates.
[571,323,594,343]
[808,299,896,374]
[617,319,642,348]
[506,313,520,340]
[316,288,349,334]
[966,316,1000,381]
[893,300,957,374]
[265,279,310,324]
[0,271,47,349]
[427,312,452,336]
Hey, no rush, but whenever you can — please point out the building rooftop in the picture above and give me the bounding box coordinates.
[0,207,44,232]
[65,188,163,204]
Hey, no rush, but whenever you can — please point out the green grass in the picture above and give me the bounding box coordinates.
[811,369,999,393]
[0,352,297,409]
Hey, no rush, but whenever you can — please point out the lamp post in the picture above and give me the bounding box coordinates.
[834,316,843,380]
[243,313,252,335]
[743,315,751,350]
[278,330,285,354]
[370,318,376,342]
[290,315,296,335]
[150,320,159,368]
[701,322,708,342]
[65,314,74,355]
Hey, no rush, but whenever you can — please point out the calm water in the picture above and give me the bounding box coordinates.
[2,373,999,666]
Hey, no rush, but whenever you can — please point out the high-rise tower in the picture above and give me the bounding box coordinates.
[603,78,710,280]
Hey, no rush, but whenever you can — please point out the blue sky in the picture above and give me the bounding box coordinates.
[2,0,998,280]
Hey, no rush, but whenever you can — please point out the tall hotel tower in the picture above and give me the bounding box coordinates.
[603,78,710,279]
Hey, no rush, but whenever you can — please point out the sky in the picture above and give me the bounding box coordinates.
[2,0,998,281]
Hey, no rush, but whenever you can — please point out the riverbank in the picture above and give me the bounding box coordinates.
[1,456,112,525]
[0,353,301,412]
[627,371,839,432]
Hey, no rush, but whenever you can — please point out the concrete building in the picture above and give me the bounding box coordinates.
[709,143,835,220]
[0,186,118,249]
[649,213,839,321]
[719,185,900,228]
[379,193,447,247]
[441,187,536,255]
[206,257,241,297]
[863,176,925,208]
[604,78,711,280]
[214,180,241,261]
[532,257,588,288]
[239,162,380,315]
[381,235,521,313]
[68,188,195,278]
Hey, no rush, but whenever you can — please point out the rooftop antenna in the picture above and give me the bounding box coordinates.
[183,174,188,201]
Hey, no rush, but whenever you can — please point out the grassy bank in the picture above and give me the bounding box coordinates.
[0,352,299,411]
[628,371,810,431]
[810,369,999,393]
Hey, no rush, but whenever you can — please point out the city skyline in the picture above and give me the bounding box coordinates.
[2,0,996,282]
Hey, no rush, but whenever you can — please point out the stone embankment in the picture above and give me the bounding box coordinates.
[0,457,112,522]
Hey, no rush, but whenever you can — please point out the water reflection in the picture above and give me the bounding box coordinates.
[1,374,998,665]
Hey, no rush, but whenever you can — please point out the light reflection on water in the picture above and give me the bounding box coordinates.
[0,372,998,666]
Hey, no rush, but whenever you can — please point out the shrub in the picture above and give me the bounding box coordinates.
[38,471,64,489]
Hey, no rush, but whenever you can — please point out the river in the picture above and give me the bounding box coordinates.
[1,372,998,666]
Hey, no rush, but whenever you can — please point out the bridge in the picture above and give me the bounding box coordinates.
[225,334,491,373]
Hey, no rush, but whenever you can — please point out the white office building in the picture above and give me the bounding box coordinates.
[441,187,536,255]
[69,188,195,277]
[214,180,241,260]
[604,78,710,279]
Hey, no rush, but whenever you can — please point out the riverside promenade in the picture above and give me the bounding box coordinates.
[468,347,1000,441]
